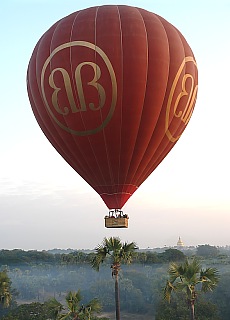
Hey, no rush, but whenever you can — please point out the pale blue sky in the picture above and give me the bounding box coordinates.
[1,0,230,250]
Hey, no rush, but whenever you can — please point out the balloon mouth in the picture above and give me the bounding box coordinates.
[99,185,138,209]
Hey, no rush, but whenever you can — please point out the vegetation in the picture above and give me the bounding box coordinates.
[1,245,230,318]
[0,248,185,266]
[0,270,12,308]
[92,237,138,320]
[1,301,58,319]
[59,290,102,319]
[0,270,17,317]
[164,257,220,320]
[156,293,221,320]
[196,245,219,258]
[1,291,106,320]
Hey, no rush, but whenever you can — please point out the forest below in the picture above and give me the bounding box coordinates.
[1,245,230,319]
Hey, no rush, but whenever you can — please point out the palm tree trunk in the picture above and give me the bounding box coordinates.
[114,273,120,320]
[189,300,195,320]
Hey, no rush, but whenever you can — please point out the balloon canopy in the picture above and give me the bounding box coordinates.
[27,5,198,210]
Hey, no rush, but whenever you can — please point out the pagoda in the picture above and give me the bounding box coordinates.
[177,236,184,247]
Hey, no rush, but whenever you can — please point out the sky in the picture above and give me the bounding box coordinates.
[0,0,230,251]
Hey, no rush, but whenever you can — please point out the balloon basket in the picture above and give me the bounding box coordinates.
[104,216,129,228]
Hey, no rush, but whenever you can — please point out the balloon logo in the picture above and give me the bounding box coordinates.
[27,5,198,220]
[165,57,198,142]
[41,41,117,136]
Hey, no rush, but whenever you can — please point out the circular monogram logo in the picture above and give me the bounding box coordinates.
[41,41,117,136]
[165,56,198,142]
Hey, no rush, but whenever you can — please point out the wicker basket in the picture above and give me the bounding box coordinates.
[104,217,129,228]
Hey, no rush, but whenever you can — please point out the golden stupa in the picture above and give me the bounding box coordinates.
[177,236,184,247]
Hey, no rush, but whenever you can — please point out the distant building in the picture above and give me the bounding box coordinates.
[177,236,184,248]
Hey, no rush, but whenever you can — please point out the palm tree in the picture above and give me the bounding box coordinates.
[0,270,12,308]
[164,257,219,320]
[59,290,102,320]
[59,290,81,319]
[44,298,64,319]
[91,237,138,320]
[78,298,102,320]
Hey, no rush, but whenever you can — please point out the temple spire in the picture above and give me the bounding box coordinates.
[177,236,184,247]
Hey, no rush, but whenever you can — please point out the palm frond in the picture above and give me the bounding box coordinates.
[86,298,102,314]
[122,241,138,252]
[120,241,138,263]
[45,297,64,313]
[201,280,217,292]
[164,280,176,302]
[185,257,201,280]
[58,313,72,320]
[104,237,122,251]
[168,262,185,282]
[91,245,108,271]
[200,267,219,282]
[65,290,81,313]
[200,267,220,292]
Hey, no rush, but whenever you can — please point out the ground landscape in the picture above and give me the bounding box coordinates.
[0,243,230,319]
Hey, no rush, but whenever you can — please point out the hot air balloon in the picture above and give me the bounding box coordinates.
[27,5,198,228]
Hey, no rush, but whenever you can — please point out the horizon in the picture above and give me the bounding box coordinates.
[2,242,230,252]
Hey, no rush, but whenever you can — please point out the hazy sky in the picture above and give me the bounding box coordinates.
[1,0,230,250]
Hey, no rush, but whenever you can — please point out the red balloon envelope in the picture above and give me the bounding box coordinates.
[27,5,198,210]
